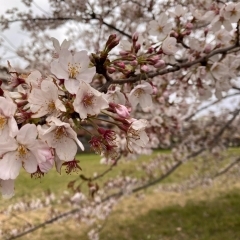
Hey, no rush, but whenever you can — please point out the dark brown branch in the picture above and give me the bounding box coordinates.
[214,157,240,178]
[111,44,240,85]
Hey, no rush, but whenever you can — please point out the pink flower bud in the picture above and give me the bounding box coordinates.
[148,55,160,64]
[119,51,129,56]
[107,67,116,74]
[185,22,193,30]
[109,102,130,118]
[114,61,125,69]
[132,32,138,42]
[124,54,136,61]
[115,104,130,118]
[152,85,158,95]
[106,34,117,46]
[135,43,141,52]
[147,47,154,53]
[154,59,165,68]
[130,60,138,66]
[204,44,212,53]
[140,65,149,72]
[108,37,120,49]
[171,32,179,38]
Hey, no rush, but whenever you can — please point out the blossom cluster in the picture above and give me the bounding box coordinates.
[0,39,151,198]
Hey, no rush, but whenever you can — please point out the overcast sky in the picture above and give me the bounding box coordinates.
[0,0,67,67]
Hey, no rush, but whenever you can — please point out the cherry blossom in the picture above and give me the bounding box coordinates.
[51,49,96,94]
[127,119,149,153]
[162,37,177,55]
[149,13,172,40]
[0,96,18,138]
[38,117,84,161]
[105,87,126,105]
[28,80,66,118]
[0,124,50,180]
[73,81,109,119]
[128,82,153,110]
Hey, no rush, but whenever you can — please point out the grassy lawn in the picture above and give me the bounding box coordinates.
[1,148,240,240]
[100,188,240,240]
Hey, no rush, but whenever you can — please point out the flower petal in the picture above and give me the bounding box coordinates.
[0,152,21,180]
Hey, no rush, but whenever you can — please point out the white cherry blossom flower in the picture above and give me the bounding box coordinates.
[224,3,240,23]
[105,87,126,105]
[129,82,153,110]
[51,49,96,94]
[162,37,177,55]
[0,96,18,138]
[73,81,109,119]
[215,29,232,45]
[210,62,229,80]
[0,124,49,180]
[28,80,66,118]
[127,119,149,153]
[38,117,84,161]
[149,13,172,40]
[211,10,232,32]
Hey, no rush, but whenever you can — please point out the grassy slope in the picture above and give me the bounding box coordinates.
[1,149,240,240]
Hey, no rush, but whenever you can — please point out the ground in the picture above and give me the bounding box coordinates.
[1,149,240,240]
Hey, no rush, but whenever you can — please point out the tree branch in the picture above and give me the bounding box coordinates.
[111,44,240,85]
[0,15,131,38]
[184,92,240,121]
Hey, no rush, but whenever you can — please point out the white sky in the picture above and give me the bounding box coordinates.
[0,0,67,67]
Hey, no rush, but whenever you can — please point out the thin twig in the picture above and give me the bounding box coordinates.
[184,92,240,121]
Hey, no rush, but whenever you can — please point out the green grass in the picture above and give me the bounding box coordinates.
[99,190,240,240]
[0,151,161,208]
[2,148,240,240]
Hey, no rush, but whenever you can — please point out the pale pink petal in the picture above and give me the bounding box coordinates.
[39,158,54,173]
[0,97,17,117]
[73,50,90,69]
[41,80,58,100]
[51,37,61,53]
[23,152,38,173]
[55,99,66,112]
[0,152,21,180]
[76,67,96,83]
[55,155,64,174]
[17,124,37,146]
[8,117,18,138]
[55,137,77,161]
[61,39,71,49]
[139,94,152,109]
[64,78,81,94]
[0,137,18,156]
[59,49,74,71]
[51,61,69,80]
[66,127,84,151]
